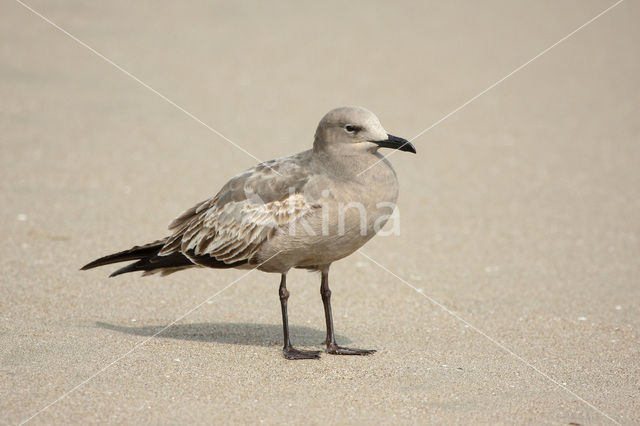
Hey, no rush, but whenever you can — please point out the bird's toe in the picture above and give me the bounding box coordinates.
[283,347,322,360]
[326,344,376,356]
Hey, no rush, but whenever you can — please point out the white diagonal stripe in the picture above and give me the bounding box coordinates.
[14,0,284,176]
[19,251,283,425]
[358,249,620,425]
[357,0,624,177]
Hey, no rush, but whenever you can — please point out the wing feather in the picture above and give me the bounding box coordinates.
[158,151,316,266]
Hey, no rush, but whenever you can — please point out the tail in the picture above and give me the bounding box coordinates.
[81,239,195,277]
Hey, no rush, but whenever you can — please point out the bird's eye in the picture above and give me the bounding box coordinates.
[345,125,359,133]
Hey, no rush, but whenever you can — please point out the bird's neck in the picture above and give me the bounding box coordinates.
[312,146,395,182]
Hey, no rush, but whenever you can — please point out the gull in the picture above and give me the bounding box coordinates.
[82,106,416,359]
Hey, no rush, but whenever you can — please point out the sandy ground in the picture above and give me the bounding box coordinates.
[1,0,639,424]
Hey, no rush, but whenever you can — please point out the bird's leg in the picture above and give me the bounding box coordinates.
[279,274,320,360]
[320,270,376,356]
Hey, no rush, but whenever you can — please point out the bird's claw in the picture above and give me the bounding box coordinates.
[283,346,321,360]
[326,343,376,356]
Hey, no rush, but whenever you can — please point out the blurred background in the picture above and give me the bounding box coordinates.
[1,1,638,423]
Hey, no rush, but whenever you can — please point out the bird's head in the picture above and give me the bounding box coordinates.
[313,106,416,155]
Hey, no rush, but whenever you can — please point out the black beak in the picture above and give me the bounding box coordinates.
[372,134,417,154]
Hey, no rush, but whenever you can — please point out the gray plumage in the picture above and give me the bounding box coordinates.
[82,106,415,359]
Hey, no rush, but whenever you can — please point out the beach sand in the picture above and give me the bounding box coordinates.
[1,1,638,424]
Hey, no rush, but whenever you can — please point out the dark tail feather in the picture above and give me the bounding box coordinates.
[80,239,166,271]
[81,239,168,270]
[82,238,194,277]
[82,239,247,277]
[109,252,195,277]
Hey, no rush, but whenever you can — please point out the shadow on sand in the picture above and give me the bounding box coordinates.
[95,321,351,347]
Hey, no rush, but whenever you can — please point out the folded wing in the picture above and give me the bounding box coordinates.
[158,152,316,266]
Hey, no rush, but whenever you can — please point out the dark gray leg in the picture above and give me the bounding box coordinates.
[279,274,320,360]
[321,270,376,356]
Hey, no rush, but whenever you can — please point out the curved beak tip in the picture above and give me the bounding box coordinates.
[402,141,417,154]
[373,134,417,154]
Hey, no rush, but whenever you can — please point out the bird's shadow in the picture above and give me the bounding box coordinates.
[95,321,351,347]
